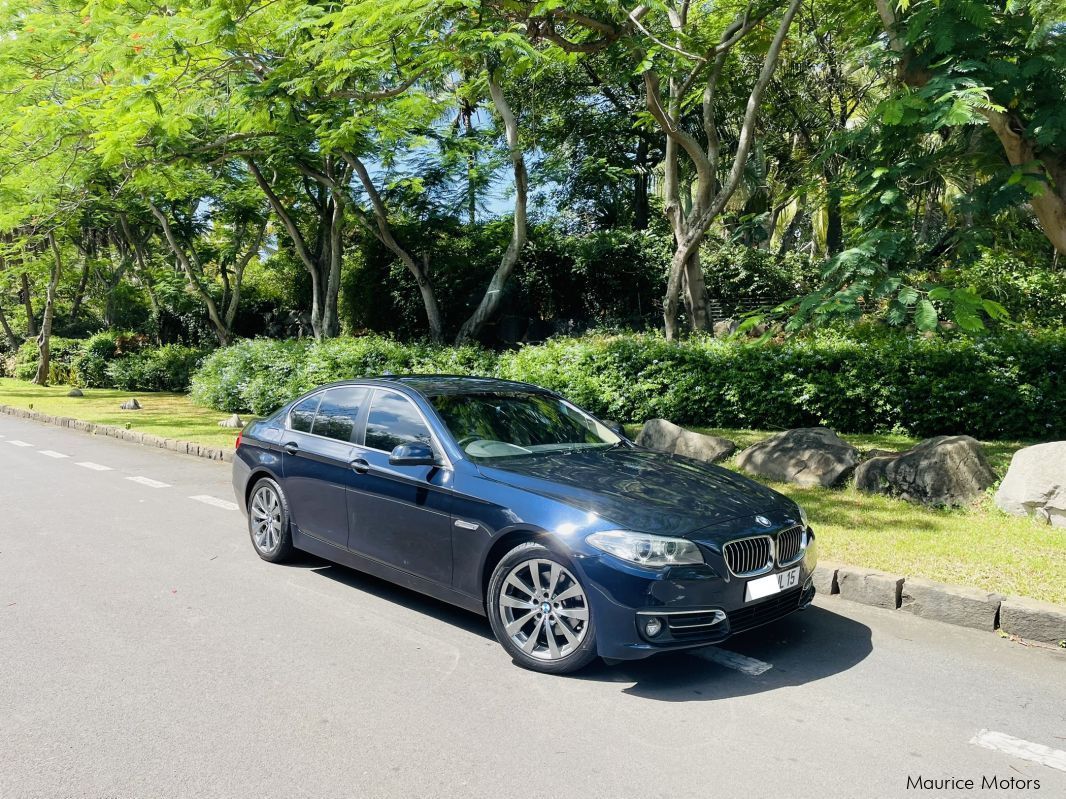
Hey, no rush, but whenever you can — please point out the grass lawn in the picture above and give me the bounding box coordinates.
[0,378,248,449]
[1,377,1061,604]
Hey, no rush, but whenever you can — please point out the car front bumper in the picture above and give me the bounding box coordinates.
[576,531,818,661]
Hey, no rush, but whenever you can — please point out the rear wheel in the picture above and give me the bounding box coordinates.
[247,477,294,563]
[487,542,597,674]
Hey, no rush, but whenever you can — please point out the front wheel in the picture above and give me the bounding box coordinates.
[487,542,598,674]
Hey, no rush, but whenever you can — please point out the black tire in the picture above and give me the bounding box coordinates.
[246,477,294,563]
[487,542,598,675]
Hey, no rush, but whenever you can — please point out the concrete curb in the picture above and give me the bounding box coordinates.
[0,403,234,464]
[813,563,1066,646]
[999,596,1066,645]
[836,565,904,609]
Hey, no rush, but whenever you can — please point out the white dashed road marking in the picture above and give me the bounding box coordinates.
[190,495,239,511]
[38,450,69,459]
[76,462,112,471]
[693,647,773,676]
[126,476,171,489]
[970,729,1066,773]
[7,440,32,447]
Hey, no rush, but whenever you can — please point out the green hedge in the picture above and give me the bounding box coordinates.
[189,330,1066,440]
[105,344,206,393]
[15,335,202,393]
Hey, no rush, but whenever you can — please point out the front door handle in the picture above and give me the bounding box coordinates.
[283,441,300,455]
[350,458,370,474]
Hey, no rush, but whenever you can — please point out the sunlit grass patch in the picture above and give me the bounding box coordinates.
[0,378,250,449]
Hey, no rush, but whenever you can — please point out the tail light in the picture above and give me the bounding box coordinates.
[235,431,243,450]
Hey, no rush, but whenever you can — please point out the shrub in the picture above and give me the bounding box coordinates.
[70,331,147,388]
[190,336,498,415]
[106,344,206,393]
[958,248,1066,327]
[699,241,817,310]
[13,337,83,383]
[189,330,1066,440]
[190,338,313,414]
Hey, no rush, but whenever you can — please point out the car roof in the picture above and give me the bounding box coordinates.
[389,374,551,397]
[306,374,553,398]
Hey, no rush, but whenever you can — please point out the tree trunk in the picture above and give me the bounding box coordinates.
[223,220,266,337]
[0,250,22,349]
[148,202,231,347]
[683,250,709,331]
[876,3,1066,254]
[645,0,802,340]
[118,213,164,344]
[633,137,650,231]
[825,181,843,255]
[321,194,344,338]
[0,302,18,350]
[69,251,90,322]
[344,154,443,341]
[33,233,63,386]
[662,243,693,342]
[21,272,36,337]
[982,110,1066,254]
[455,65,529,344]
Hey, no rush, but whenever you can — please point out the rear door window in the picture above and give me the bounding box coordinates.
[312,386,369,443]
[364,391,433,452]
[288,394,321,434]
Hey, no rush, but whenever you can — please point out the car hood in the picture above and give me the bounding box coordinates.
[475,446,798,537]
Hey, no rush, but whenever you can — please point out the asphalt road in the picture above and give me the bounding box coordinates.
[2,413,1064,799]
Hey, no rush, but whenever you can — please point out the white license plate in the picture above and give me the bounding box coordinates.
[744,567,800,602]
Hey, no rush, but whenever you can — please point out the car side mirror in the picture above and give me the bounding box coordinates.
[389,442,437,466]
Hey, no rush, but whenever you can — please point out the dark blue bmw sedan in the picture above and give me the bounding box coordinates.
[232,376,817,674]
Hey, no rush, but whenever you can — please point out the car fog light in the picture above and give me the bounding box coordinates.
[644,617,663,638]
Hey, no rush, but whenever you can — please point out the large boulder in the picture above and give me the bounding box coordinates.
[994,442,1066,527]
[735,427,860,488]
[713,318,740,338]
[854,435,996,506]
[635,418,736,464]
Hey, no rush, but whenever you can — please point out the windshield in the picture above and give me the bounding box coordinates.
[429,392,621,460]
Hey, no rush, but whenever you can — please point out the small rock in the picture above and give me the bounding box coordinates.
[67,388,84,397]
[635,418,736,463]
[994,441,1066,528]
[854,435,996,507]
[736,427,860,488]
[218,414,245,429]
[120,398,141,411]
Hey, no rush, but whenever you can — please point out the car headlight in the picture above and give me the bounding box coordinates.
[586,530,704,568]
[797,503,809,529]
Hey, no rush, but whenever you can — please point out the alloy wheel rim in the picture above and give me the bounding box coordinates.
[250,486,282,553]
[499,558,589,661]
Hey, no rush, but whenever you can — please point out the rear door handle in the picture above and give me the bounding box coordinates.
[283,442,300,455]
[350,458,370,474]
